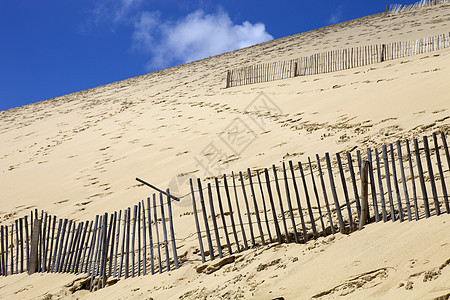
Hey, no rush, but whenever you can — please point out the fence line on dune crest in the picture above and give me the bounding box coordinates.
[0,192,180,292]
[387,0,450,14]
[189,131,450,262]
[225,31,450,88]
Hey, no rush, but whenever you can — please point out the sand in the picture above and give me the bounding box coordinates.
[0,3,450,300]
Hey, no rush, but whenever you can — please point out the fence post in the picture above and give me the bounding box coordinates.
[189,178,205,263]
[325,153,346,233]
[28,219,41,275]
[359,161,369,230]
[166,190,179,268]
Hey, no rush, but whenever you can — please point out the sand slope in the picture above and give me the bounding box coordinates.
[0,3,450,300]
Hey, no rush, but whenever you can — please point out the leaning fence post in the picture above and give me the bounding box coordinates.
[325,153,346,233]
[153,195,162,274]
[190,179,205,263]
[214,177,233,253]
[239,171,255,247]
[159,193,170,272]
[359,161,369,230]
[336,153,354,231]
[232,172,248,250]
[207,184,222,258]
[166,189,179,268]
[264,168,283,243]
[247,169,265,246]
[282,162,299,243]
[414,139,430,218]
[423,136,440,216]
[140,202,146,276]
[433,133,449,213]
[1,226,5,276]
[390,143,404,222]
[257,170,272,243]
[272,165,290,242]
[197,179,215,261]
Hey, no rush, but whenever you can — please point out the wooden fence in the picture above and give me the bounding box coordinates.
[226,32,450,88]
[1,131,449,290]
[0,192,179,292]
[190,132,450,261]
[387,0,450,13]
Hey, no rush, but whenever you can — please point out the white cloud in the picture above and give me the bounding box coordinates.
[132,10,273,70]
[328,5,344,25]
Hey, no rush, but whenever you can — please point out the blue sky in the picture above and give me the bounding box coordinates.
[0,0,417,111]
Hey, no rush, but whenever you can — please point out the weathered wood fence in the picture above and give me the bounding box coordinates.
[1,131,449,289]
[190,132,450,261]
[226,32,450,88]
[0,191,179,292]
[387,0,450,13]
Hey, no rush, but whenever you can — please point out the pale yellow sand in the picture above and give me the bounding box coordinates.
[0,3,450,300]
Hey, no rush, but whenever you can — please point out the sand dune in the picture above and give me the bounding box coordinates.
[0,3,450,300]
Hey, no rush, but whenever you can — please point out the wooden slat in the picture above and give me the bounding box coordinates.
[358,161,369,230]
[131,205,137,277]
[119,209,127,278]
[390,143,404,222]
[55,218,68,273]
[423,136,440,215]
[140,203,146,276]
[298,161,318,237]
[375,148,387,222]
[159,193,171,272]
[272,165,290,242]
[382,145,396,222]
[109,211,117,277]
[215,177,232,253]
[137,203,141,276]
[197,179,215,260]
[207,184,223,258]
[153,196,162,274]
[282,162,299,243]
[247,169,265,245]
[347,153,362,218]
[223,174,241,251]
[75,220,89,274]
[15,220,19,274]
[62,221,76,272]
[51,219,62,272]
[308,158,326,234]
[315,155,334,234]
[190,179,205,263]
[336,153,354,231]
[256,170,272,243]
[166,190,179,268]
[146,198,155,275]
[125,208,131,278]
[1,226,5,275]
[113,210,121,277]
[19,218,24,273]
[264,168,283,243]
[24,216,30,274]
[406,139,419,221]
[442,132,450,173]
[414,138,430,218]
[231,172,248,250]
[325,153,346,233]
[433,133,449,213]
[239,171,255,247]
[28,219,41,275]
[396,141,412,220]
